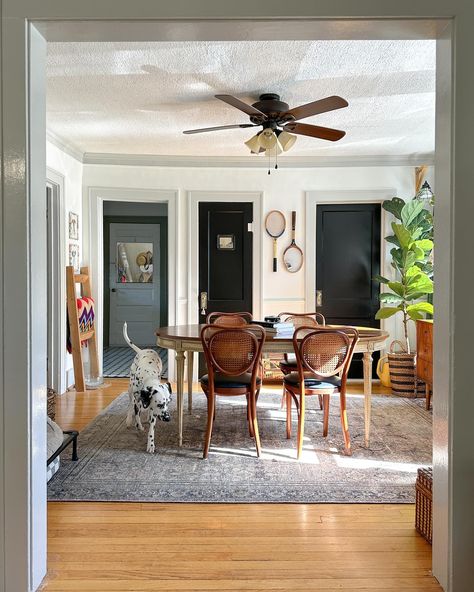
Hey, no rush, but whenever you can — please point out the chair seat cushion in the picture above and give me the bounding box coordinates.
[284,372,341,390]
[200,372,261,389]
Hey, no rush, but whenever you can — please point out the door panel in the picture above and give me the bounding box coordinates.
[108,222,160,346]
[199,202,253,320]
[316,203,381,377]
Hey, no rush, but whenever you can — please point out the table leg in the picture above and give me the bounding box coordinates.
[363,351,373,448]
[175,350,185,446]
[187,351,194,414]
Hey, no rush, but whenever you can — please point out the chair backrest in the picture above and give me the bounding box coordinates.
[206,311,253,326]
[201,325,265,382]
[292,326,359,380]
[279,311,326,327]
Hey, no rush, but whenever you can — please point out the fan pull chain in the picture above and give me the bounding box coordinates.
[268,151,271,175]
[275,149,278,170]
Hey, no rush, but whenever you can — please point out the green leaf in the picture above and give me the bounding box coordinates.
[401,199,424,227]
[379,293,403,304]
[403,251,417,269]
[414,239,434,252]
[388,281,405,297]
[407,302,434,315]
[407,273,434,294]
[412,245,425,260]
[392,223,412,249]
[406,266,421,279]
[385,235,400,247]
[375,307,402,320]
[383,197,405,220]
[373,274,390,284]
[407,309,424,321]
[405,291,429,301]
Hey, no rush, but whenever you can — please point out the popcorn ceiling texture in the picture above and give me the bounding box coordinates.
[47,40,435,157]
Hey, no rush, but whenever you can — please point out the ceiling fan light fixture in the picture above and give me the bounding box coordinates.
[277,130,297,152]
[258,128,277,150]
[244,132,262,153]
[265,142,283,157]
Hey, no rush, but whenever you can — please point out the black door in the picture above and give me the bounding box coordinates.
[199,202,253,323]
[316,203,381,377]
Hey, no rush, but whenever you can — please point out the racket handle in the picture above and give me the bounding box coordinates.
[291,211,296,241]
[273,239,278,272]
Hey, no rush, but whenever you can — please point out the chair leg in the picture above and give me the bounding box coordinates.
[318,394,323,410]
[425,384,432,410]
[246,394,255,437]
[296,394,305,459]
[203,392,215,459]
[339,390,351,456]
[286,390,292,439]
[322,394,330,437]
[250,392,261,457]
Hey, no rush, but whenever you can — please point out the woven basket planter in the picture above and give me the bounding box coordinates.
[387,340,417,398]
[47,388,57,421]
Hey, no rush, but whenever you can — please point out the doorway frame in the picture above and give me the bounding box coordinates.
[46,168,67,394]
[1,8,468,592]
[187,191,263,328]
[88,187,178,379]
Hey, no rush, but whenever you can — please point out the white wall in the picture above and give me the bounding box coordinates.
[83,162,434,351]
[46,140,83,389]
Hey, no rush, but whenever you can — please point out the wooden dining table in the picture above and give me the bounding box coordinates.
[156,324,389,448]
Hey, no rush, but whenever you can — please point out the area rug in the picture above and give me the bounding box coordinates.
[48,388,432,503]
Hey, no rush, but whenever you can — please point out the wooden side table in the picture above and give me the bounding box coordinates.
[416,319,433,409]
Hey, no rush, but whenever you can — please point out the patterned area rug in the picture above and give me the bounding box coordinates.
[48,388,432,503]
[103,347,168,378]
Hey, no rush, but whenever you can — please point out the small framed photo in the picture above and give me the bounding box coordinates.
[68,212,79,240]
[69,243,80,272]
[217,234,235,251]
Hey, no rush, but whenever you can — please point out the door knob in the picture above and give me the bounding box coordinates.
[200,291,208,316]
[111,288,116,293]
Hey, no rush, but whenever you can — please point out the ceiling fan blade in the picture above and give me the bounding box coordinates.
[284,96,348,121]
[183,123,257,135]
[284,122,346,142]
[215,94,267,118]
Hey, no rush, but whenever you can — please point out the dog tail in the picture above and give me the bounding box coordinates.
[123,322,142,354]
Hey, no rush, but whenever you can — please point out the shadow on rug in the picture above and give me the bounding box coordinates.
[48,389,432,503]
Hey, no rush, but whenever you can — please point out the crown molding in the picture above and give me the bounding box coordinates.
[82,151,435,168]
[46,130,84,163]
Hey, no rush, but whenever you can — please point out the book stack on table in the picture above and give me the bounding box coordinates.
[254,320,295,338]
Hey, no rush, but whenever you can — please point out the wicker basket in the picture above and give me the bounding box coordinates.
[47,388,57,421]
[387,340,417,398]
[415,467,433,544]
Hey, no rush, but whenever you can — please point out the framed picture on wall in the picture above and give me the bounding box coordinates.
[69,243,80,272]
[68,211,79,240]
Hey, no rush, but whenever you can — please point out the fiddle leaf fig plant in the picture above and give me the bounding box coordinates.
[374,196,434,353]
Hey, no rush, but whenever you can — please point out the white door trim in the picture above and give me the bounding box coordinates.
[187,190,263,331]
[88,186,178,379]
[46,168,67,394]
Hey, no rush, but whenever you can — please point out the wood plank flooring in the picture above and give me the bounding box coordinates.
[41,380,442,591]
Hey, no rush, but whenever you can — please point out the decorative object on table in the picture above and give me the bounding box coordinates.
[264,210,286,272]
[68,211,79,240]
[374,195,434,396]
[416,319,433,409]
[183,93,348,173]
[376,355,392,388]
[415,466,433,544]
[283,211,304,272]
[68,242,80,272]
[66,265,101,392]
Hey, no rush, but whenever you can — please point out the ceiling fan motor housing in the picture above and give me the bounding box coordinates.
[250,93,292,125]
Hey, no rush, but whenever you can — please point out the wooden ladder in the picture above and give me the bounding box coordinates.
[66,266,99,392]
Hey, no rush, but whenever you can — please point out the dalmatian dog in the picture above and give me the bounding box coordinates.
[123,322,172,453]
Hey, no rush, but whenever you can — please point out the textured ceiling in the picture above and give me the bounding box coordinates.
[46,40,436,157]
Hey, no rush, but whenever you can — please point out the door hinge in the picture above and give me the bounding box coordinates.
[247,222,254,232]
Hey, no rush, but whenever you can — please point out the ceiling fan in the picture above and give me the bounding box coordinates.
[182,93,348,154]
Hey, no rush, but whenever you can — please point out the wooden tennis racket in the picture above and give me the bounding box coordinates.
[265,210,286,272]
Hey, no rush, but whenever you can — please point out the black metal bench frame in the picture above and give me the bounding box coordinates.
[47,430,79,466]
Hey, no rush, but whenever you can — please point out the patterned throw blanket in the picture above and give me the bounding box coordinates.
[67,296,95,353]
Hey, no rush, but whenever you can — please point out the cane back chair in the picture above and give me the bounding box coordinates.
[284,326,358,458]
[200,324,265,459]
[206,311,253,326]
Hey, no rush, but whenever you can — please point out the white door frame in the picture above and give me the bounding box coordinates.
[2,8,470,592]
[46,168,67,395]
[88,187,178,380]
[187,191,263,332]
[305,189,395,342]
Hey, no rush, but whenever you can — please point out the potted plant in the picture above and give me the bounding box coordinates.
[374,196,433,396]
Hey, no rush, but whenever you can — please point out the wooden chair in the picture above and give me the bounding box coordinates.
[200,324,265,459]
[206,311,253,326]
[278,312,326,409]
[284,326,358,458]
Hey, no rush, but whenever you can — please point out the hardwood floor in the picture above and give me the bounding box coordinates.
[41,380,442,591]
